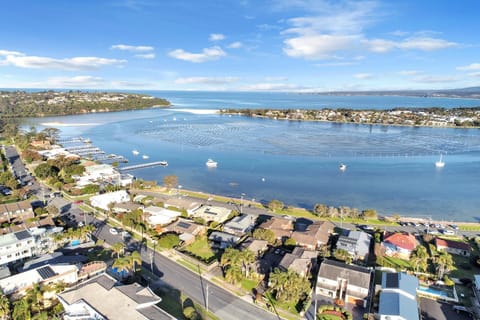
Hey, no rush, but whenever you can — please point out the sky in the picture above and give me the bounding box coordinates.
[0,0,479,92]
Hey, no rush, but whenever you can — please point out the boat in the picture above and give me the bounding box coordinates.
[435,154,445,168]
[132,150,139,155]
[339,163,347,171]
[159,161,168,167]
[142,155,149,160]
[206,159,218,168]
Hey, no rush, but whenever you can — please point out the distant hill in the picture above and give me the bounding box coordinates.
[314,86,480,99]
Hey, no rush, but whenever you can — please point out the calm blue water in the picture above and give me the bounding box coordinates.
[26,91,480,221]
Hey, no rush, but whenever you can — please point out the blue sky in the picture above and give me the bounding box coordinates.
[0,0,479,91]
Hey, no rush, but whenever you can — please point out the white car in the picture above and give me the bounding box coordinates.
[109,228,118,235]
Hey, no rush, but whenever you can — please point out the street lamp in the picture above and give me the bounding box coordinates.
[177,185,183,198]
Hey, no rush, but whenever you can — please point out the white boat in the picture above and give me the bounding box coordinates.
[435,154,445,168]
[206,159,218,168]
[132,150,139,155]
[339,163,347,171]
[142,155,149,160]
[159,161,168,166]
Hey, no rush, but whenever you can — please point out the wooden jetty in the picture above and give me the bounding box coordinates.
[119,161,168,172]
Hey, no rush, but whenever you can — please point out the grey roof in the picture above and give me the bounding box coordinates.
[208,231,240,243]
[318,259,371,289]
[224,214,255,231]
[116,282,161,304]
[382,272,418,296]
[379,291,419,320]
[336,230,371,258]
[137,306,177,320]
[22,252,87,271]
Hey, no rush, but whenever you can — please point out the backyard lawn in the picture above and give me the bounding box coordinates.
[183,236,216,261]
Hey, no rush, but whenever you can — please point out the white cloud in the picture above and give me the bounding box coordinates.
[398,70,422,76]
[227,41,243,49]
[0,50,23,57]
[413,75,458,83]
[362,38,396,53]
[284,34,359,60]
[111,44,154,52]
[240,82,301,91]
[135,53,155,59]
[168,46,226,63]
[209,33,225,41]
[354,73,373,79]
[174,77,239,85]
[0,54,126,70]
[457,63,480,71]
[46,75,105,87]
[397,37,457,51]
[390,30,409,37]
[468,72,480,77]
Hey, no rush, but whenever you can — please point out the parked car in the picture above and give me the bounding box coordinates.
[109,228,118,235]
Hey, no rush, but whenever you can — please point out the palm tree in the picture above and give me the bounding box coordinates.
[239,250,256,278]
[113,257,131,278]
[268,268,310,303]
[12,298,31,320]
[128,251,142,273]
[0,294,10,320]
[225,265,243,284]
[111,242,125,259]
[220,248,241,273]
[26,284,43,313]
[411,245,429,273]
[436,251,454,279]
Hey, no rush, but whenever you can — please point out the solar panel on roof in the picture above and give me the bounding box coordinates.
[177,221,191,229]
[15,230,31,240]
[37,266,57,280]
[386,273,399,288]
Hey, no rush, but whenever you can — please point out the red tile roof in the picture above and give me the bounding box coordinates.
[384,232,416,251]
[435,238,470,251]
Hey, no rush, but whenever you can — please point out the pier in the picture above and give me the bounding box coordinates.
[119,161,168,172]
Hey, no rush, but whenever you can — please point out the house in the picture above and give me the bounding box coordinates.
[58,273,175,320]
[316,259,372,307]
[0,227,63,266]
[191,205,231,224]
[163,218,206,237]
[435,238,470,257]
[336,230,372,261]
[0,200,34,223]
[90,190,130,210]
[378,272,419,320]
[258,217,293,241]
[278,247,317,277]
[382,232,417,259]
[240,237,269,257]
[223,213,256,235]
[291,220,334,250]
[208,231,240,249]
[22,252,87,271]
[0,264,78,298]
[144,206,181,226]
[112,202,143,214]
[76,164,120,187]
[163,197,201,215]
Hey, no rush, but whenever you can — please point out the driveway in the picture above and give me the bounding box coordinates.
[420,297,472,320]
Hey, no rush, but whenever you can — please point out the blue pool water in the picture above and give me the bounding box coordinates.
[418,286,450,297]
[70,239,81,247]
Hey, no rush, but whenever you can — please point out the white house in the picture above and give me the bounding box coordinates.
[223,214,256,235]
[90,190,130,210]
[0,264,78,297]
[77,164,120,187]
[144,206,181,226]
[191,205,231,223]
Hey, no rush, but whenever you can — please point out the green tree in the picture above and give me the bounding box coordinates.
[34,163,58,179]
[128,251,142,273]
[411,245,429,273]
[12,298,31,320]
[163,175,178,189]
[436,251,454,279]
[313,203,327,216]
[333,249,353,264]
[220,248,242,272]
[253,228,276,244]
[267,199,284,212]
[361,209,377,220]
[268,268,310,303]
[111,242,125,259]
[113,257,131,277]
[0,294,10,320]
[284,237,297,247]
[157,233,180,249]
[225,265,243,284]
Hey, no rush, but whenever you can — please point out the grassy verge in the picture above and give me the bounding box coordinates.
[459,224,480,232]
[155,285,221,320]
[183,236,216,261]
[241,278,258,293]
[176,259,202,274]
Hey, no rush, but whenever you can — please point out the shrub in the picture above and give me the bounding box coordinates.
[183,306,200,320]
